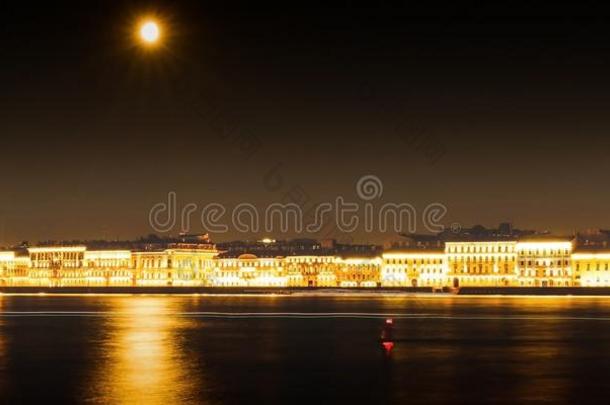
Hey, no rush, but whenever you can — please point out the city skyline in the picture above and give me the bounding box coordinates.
[2,221,607,249]
[2,228,610,289]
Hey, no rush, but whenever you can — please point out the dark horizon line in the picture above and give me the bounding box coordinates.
[4,224,610,250]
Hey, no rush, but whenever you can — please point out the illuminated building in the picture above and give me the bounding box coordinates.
[445,241,518,287]
[284,255,380,287]
[335,257,381,287]
[164,246,218,286]
[131,251,170,286]
[28,246,87,286]
[285,256,337,287]
[516,239,573,287]
[381,250,445,287]
[1,233,610,289]
[0,252,30,286]
[84,250,133,286]
[572,252,610,286]
[216,238,380,259]
[211,254,287,287]
[131,244,217,286]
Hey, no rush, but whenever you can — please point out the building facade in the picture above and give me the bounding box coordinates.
[285,256,337,287]
[381,250,446,288]
[212,254,287,287]
[446,241,518,287]
[0,238,608,288]
[572,252,610,286]
[335,257,381,288]
[516,240,573,287]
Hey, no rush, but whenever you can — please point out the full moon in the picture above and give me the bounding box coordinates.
[140,21,160,44]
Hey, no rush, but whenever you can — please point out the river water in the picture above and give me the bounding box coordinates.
[1,294,609,404]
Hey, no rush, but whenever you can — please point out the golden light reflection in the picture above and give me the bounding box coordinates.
[87,297,205,404]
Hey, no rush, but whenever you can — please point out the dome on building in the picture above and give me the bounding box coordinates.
[237,253,258,260]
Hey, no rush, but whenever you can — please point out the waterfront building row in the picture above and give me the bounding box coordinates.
[2,240,610,288]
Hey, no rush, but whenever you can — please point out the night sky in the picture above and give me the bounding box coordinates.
[1,1,609,244]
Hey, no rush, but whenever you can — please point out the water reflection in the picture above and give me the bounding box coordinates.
[86,297,206,404]
[380,318,395,356]
[1,295,609,403]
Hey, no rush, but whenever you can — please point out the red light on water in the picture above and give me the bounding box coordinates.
[382,341,394,353]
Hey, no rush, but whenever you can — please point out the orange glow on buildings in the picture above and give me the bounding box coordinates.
[1,238,609,288]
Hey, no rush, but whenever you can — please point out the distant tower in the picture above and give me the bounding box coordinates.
[499,222,513,236]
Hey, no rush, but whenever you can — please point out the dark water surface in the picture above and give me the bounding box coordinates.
[1,294,610,404]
